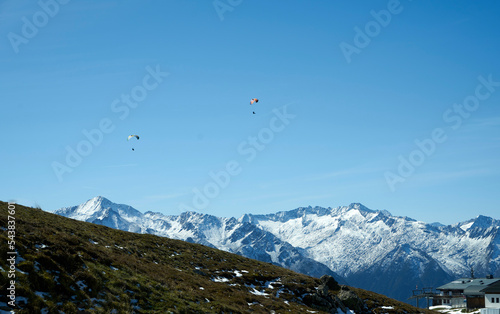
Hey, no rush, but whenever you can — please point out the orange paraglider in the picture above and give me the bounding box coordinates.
[250,98,259,114]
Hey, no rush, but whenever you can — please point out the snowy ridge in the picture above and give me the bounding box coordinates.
[247,204,499,277]
[54,197,344,284]
[54,197,500,302]
[243,204,500,301]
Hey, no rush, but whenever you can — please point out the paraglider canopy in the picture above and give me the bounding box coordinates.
[250,98,259,114]
[128,134,139,151]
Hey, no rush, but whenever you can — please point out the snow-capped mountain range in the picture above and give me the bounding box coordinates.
[54,196,500,302]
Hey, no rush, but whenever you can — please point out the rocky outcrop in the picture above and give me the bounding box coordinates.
[303,275,368,314]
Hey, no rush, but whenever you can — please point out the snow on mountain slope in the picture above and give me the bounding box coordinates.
[55,196,146,233]
[54,197,500,302]
[240,203,500,301]
[54,196,345,283]
[243,203,499,279]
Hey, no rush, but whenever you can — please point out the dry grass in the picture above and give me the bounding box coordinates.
[0,201,437,313]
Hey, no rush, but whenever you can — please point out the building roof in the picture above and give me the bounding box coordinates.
[438,278,500,293]
[481,280,500,293]
[465,284,489,296]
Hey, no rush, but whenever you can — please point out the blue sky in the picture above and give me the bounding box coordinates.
[1,0,499,225]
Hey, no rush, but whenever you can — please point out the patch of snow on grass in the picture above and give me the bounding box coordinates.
[264,278,281,289]
[249,288,269,296]
[234,270,243,277]
[212,276,230,283]
[430,305,481,314]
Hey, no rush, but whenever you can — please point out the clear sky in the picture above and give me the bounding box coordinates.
[1,0,499,225]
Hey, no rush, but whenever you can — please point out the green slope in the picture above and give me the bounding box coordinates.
[0,201,436,313]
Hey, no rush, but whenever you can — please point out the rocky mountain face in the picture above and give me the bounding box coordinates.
[54,197,500,302]
[54,197,345,284]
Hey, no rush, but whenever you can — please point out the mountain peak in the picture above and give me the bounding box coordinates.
[471,215,495,229]
[347,202,365,209]
[81,195,116,210]
[92,195,109,203]
[457,214,498,232]
[55,196,144,223]
[346,203,375,213]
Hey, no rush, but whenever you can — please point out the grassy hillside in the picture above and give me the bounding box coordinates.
[0,201,436,313]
